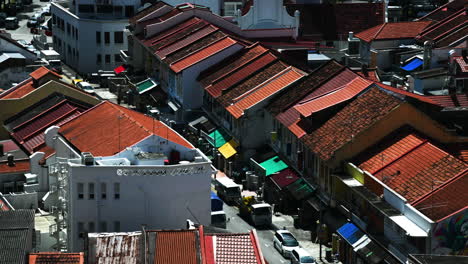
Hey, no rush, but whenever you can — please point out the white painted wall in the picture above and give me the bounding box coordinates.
[52,3,129,74]
[180,43,244,110]
[237,0,297,30]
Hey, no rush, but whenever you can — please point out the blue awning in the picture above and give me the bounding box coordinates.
[337,223,365,245]
[401,58,423,71]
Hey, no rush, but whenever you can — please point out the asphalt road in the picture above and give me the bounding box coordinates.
[2,0,51,42]
[224,202,290,264]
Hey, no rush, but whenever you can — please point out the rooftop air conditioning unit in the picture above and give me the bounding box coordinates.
[81,152,94,166]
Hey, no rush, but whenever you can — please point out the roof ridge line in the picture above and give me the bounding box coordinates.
[210,48,270,87]
[108,103,153,136]
[155,22,214,54]
[250,230,266,264]
[57,101,107,130]
[411,167,468,206]
[297,76,364,105]
[148,17,202,46]
[370,139,429,176]
[0,78,33,99]
[372,23,387,42]
[12,99,69,131]
[419,8,466,36]
[232,66,293,104]
[429,15,467,42]
[169,34,229,66]
[20,105,79,142]
[275,62,347,113]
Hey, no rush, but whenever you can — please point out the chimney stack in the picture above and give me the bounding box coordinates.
[7,154,14,167]
[423,41,432,70]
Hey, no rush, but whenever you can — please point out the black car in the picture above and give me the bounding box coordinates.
[27,19,39,28]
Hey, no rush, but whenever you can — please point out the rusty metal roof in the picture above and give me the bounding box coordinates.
[89,232,141,264]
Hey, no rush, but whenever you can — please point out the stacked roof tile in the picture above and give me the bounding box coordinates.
[354,128,468,203]
[0,210,35,264]
[29,253,84,264]
[59,101,193,157]
[412,170,468,222]
[301,87,402,161]
[427,93,468,108]
[355,21,432,43]
[154,230,199,264]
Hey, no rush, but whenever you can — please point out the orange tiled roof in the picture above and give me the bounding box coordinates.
[0,159,30,174]
[59,101,193,157]
[29,252,84,264]
[293,77,372,117]
[170,37,239,73]
[154,230,198,264]
[226,67,305,119]
[205,231,264,264]
[29,66,61,80]
[355,21,432,43]
[412,170,468,222]
[0,80,34,99]
[301,86,402,161]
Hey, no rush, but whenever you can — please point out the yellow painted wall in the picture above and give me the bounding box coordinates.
[345,163,365,184]
[0,80,100,139]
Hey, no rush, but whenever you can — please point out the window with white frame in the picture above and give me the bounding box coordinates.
[224,2,242,16]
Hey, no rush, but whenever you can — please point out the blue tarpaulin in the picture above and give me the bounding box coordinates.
[337,222,365,245]
[401,58,423,71]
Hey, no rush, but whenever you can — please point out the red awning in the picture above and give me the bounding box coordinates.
[114,65,126,74]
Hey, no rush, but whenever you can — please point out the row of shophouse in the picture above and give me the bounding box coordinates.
[119,1,468,263]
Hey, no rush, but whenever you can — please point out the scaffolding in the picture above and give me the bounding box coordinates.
[48,157,70,252]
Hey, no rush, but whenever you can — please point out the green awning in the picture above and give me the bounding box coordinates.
[208,129,230,148]
[136,78,157,94]
[286,178,316,201]
[260,156,288,176]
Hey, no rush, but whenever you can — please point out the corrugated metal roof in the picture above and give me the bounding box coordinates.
[92,232,141,264]
[170,37,238,73]
[29,252,84,264]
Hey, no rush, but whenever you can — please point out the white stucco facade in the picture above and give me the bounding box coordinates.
[51,1,135,74]
[45,127,212,252]
[236,0,299,32]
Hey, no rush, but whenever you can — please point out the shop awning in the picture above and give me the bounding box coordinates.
[286,178,315,200]
[218,139,238,159]
[337,223,366,245]
[259,156,288,176]
[401,58,423,71]
[208,129,230,148]
[269,168,300,189]
[136,78,158,94]
[114,65,126,74]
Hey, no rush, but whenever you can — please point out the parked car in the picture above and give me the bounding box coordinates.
[76,81,95,94]
[273,230,300,258]
[27,17,39,28]
[41,5,50,16]
[4,17,18,29]
[290,248,316,264]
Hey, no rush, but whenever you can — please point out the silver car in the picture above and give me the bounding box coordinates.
[273,230,300,258]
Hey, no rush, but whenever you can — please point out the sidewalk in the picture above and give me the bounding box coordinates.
[272,212,340,264]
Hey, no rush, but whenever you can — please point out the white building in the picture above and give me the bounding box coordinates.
[50,0,138,74]
[41,101,212,252]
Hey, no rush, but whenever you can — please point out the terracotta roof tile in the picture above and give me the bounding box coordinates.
[226,67,305,118]
[165,30,227,65]
[427,93,468,108]
[206,232,264,264]
[418,0,466,22]
[267,60,346,116]
[416,10,467,46]
[59,101,193,156]
[143,18,207,50]
[0,159,30,174]
[355,21,432,43]
[154,230,198,264]
[206,52,277,98]
[0,80,34,99]
[412,170,468,222]
[375,82,440,106]
[218,61,289,107]
[374,142,467,203]
[301,87,402,161]
[294,77,372,117]
[170,37,238,73]
[434,26,468,47]
[29,66,61,80]
[155,25,219,59]
[454,56,468,73]
[129,1,168,24]
[29,252,84,264]
[356,69,380,82]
